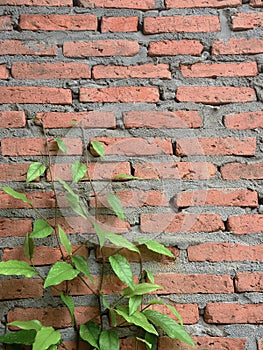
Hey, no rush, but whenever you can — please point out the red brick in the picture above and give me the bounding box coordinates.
[0,16,12,30]
[134,162,217,180]
[144,16,220,34]
[235,272,263,292]
[213,38,263,55]
[2,138,82,156]
[204,303,263,324]
[175,137,256,156]
[19,14,97,31]
[12,62,91,79]
[224,111,263,129]
[175,189,258,208]
[153,273,233,294]
[0,111,26,128]
[0,218,32,238]
[0,64,8,79]
[101,16,138,32]
[124,111,202,128]
[0,164,34,182]
[80,86,159,103]
[63,40,139,57]
[258,338,263,350]
[176,86,256,104]
[165,0,242,8]
[227,214,263,234]
[0,40,58,56]
[36,111,115,128]
[141,213,224,233]
[250,0,263,7]
[221,162,263,180]
[0,279,43,300]
[148,40,203,56]
[181,62,258,77]
[0,87,71,104]
[159,336,246,350]
[232,12,263,30]
[90,137,172,156]
[78,0,155,9]
[188,243,263,262]
[0,0,71,4]
[92,64,171,79]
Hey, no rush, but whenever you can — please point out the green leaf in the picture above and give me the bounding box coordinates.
[26,162,46,183]
[8,320,42,331]
[122,283,162,298]
[145,269,154,284]
[0,330,36,345]
[79,321,100,349]
[94,222,106,248]
[106,231,139,254]
[0,260,36,278]
[99,330,119,350]
[106,193,125,221]
[143,310,195,346]
[109,254,134,290]
[71,161,87,183]
[32,326,61,350]
[129,295,142,316]
[2,187,32,205]
[136,239,175,258]
[60,293,75,326]
[115,306,158,336]
[30,220,53,239]
[148,300,183,326]
[114,174,141,180]
[55,138,67,154]
[145,332,158,350]
[23,233,34,260]
[136,337,153,350]
[91,141,105,157]
[47,346,58,350]
[44,262,79,288]
[58,225,72,255]
[71,254,93,281]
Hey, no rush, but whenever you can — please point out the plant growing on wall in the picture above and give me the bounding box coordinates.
[0,126,195,350]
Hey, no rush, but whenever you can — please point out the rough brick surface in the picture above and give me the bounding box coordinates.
[101,16,138,32]
[0,16,12,30]
[165,0,242,8]
[0,279,43,300]
[148,40,203,56]
[0,164,31,181]
[221,163,263,180]
[0,111,26,128]
[232,12,263,30]
[0,218,32,237]
[235,272,263,292]
[212,38,263,54]
[227,214,263,234]
[224,111,263,129]
[78,0,156,9]
[0,40,58,56]
[0,0,71,5]
[250,0,263,6]
[0,64,8,79]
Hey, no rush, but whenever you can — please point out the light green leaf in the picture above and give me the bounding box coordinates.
[106,231,139,254]
[136,238,175,258]
[57,178,75,196]
[109,254,134,290]
[8,320,42,331]
[91,141,105,157]
[47,345,58,350]
[32,326,61,350]
[55,138,67,154]
[136,337,153,350]
[58,225,72,255]
[94,222,106,248]
[0,330,36,345]
[0,260,36,278]
[60,293,75,326]
[106,193,125,221]
[79,321,100,349]
[71,161,87,183]
[99,330,119,350]
[71,254,93,281]
[145,269,154,284]
[129,295,142,316]
[114,174,141,180]
[143,310,195,346]
[23,233,34,260]
[26,162,46,183]
[44,262,79,288]
[31,220,53,239]
[2,186,32,205]
[148,300,183,326]
[122,283,162,298]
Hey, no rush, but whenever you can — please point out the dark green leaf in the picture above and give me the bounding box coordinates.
[79,321,100,349]
[44,262,79,288]
[99,330,119,350]
[26,162,46,183]
[0,260,36,278]
[71,254,92,281]
[32,326,61,350]
[109,254,134,290]
[23,233,34,260]
[106,231,139,254]
[129,295,142,316]
[2,187,32,205]
[30,220,53,239]
[8,320,42,331]
[71,161,87,183]
[91,141,105,157]
[106,193,125,221]
[60,293,75,326]
[58,225,72,255]
[136,238,175,258]
[122,283,162,298]
[55,138,67,154]
[0,330,36,345]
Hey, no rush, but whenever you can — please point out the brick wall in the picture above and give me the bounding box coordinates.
[0,0,263,349]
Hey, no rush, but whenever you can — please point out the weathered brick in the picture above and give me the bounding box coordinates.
[224,111,263,129]
[235,272,263,292]
[141,213,224,233]
[0,111,26,128]
[78,0,155,9]
[0,0,72,5]
[227,214,263,234]
[19,14,97,31]
[232,12,263,30]
[204,303,263,324]
[175,189,258,208]
[92,64,171,79]
[101,16,138,32]
[181,62,258,77]
[175,137,256,156]
[90,137,172,156]
[176,86,256,104]
[12,62,91,79]
[148,40,203,56]
[149,304,199,324]
[63,40,139,57]
[144,16,220,34]
[0,40,58,56]
[188,243,263,262]
[250,0,263,7]
[0,164,32,181]
[258,338,263,350]
[221,162,263,179]
[165,0,242,8]
[0,16,12,30]
[213,38,263,55]
[0,218,32,237]
[0,87,72,104]
[2,138,82,156]
[0,279,43,300]
[134,162,217,180]
[153,273,233,294]
[0,64,8,79]
[80,86,159,103]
